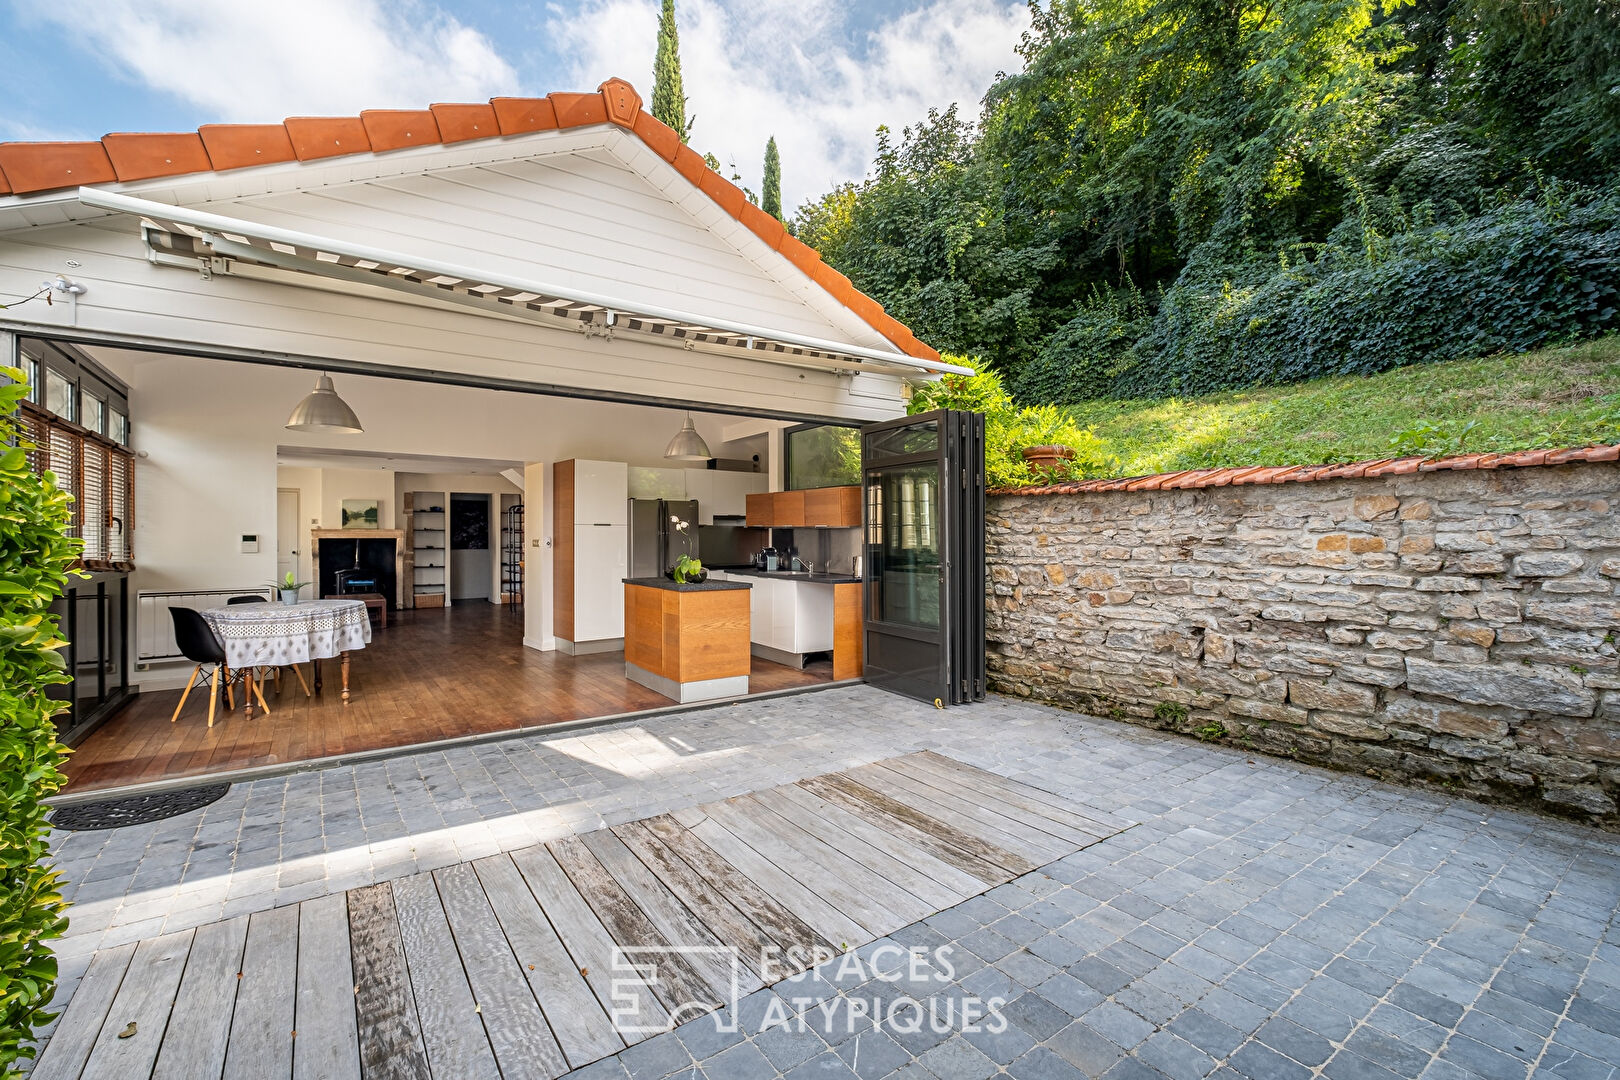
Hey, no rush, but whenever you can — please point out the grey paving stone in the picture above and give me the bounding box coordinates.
[916,1036,997,1080]
[835,1030,911,1080]
[1006,1046,1089,1079]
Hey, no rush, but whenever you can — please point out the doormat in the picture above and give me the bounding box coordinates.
[50,784,231,831]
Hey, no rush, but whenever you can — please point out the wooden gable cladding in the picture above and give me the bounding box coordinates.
[0,75,940,364]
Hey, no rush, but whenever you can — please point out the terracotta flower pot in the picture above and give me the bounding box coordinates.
[1021,444,1077,470]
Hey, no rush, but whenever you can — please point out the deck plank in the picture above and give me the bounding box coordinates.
[914,750,1132,835]
[152,917,249,1080]
[723,794,935,933]
[544,836,719,1019]
[681,813,868,949]
[638,815,836,961]
[888,754,1110,845]
[767,783,986,903]
[346,883,431,1080]
[434,862,567,1080]
[224,907,299,1080]
[573,835,748,1003]
[391,872,501,1080]
[507,844,669,1042]
[850,763,1070,863]
[292,894,360,1080]
[797,774,1019,882]
[80,931,194,1080]
[30,943,137,1080]
[472,854,625,1069]
[613,820,782,978]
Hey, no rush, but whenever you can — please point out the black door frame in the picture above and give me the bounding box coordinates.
[860,408,985,706]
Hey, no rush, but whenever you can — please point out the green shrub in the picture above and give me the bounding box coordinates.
[0,367,76,1072]
[1014,283,1152,405]
[909,366,1109,487]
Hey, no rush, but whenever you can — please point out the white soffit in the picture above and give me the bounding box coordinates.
[77,187,971,378]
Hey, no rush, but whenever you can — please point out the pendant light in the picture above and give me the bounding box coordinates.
[663,412,710,461]
[285,373,364,434]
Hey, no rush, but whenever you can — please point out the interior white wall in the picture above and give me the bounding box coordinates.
[320,468,396,531]
[523,463,549,650]
[118,347,769,664]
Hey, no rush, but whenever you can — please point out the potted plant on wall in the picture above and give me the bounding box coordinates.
[267,571,310,604]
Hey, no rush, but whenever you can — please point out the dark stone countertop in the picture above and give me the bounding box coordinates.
[714,568,863,585]
[622,577,751,592]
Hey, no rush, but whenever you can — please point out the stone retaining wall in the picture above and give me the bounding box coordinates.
[986,461,1620,825]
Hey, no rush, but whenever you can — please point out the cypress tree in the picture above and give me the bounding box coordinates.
[762,137,782,219]
[652,0,692,141]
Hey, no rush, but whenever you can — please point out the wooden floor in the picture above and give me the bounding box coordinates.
[65,605,832,795]
[35,751,1129,1080]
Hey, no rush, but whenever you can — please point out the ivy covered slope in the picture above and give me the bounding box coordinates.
[0,368,74,1073]
[1068,334,1620,478]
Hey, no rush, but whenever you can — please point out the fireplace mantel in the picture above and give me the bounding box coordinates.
[312,529,406,609]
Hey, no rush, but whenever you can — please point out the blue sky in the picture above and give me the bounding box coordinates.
[2,0,1028,209]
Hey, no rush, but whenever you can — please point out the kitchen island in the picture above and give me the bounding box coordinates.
[709,569,864,680]
[622,577,753,703]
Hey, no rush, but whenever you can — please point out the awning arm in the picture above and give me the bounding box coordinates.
[77,187,972,377]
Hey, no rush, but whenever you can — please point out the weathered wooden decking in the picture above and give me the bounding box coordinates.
[35,751,1129,1080]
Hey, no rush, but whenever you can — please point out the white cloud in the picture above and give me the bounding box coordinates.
[546,0,1030,210]
[29,0,516,120]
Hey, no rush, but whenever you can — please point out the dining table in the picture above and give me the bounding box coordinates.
[201,598,372,715]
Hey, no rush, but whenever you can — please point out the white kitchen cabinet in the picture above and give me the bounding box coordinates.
[628,467,687,501]
[689,470,768,523]
[573,523,626,640]
[574,460,628,525]
[746,577,834,655]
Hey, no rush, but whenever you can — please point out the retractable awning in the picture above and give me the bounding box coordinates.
[77,188,972,378]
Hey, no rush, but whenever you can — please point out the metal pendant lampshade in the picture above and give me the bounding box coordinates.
[285,373,363,434]
[664,413,710,461]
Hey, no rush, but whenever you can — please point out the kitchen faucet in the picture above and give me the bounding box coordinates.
[792,555,813,574]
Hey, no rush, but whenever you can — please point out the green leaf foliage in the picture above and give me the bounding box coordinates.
[652,0,693,142]
[794,0,1620,404]
[0,369,75,1073]
[762,137,782,220]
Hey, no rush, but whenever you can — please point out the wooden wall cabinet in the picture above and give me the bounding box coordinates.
[745,486,860,528]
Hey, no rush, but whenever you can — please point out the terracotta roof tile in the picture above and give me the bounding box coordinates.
[102,133,213,182]
[284,117,372,161]
[991,443,1620,496]
[198,124,298,171]
[0,78,935,365]
[429,103,499,144]
[360,110,441,152]
[0,142,116,192]
[489,97,558,135]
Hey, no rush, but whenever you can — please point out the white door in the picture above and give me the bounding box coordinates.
[574,523,627,640]
[276,488,300,583]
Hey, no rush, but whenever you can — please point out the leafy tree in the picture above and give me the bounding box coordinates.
[0,369,75,1073]
[652,0,693,141]
[763,137,782,220]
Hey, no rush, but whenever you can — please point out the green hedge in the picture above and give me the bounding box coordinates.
[1013,187,1620,403]
[0,369,75,1073]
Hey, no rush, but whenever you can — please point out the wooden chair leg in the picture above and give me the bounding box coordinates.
[252,672,272,715]
[207,667,220,728]
[224,664,235,710]
[171,665,200,723]
[290,664,313,698]
[274,667,282,695]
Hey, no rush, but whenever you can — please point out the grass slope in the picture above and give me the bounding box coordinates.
[1068,335,1620,478]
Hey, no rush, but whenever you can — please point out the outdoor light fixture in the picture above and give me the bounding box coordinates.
[285,373,364,434]
[663,413,710,461]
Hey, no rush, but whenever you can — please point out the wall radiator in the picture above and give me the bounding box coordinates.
[136,589,268,665]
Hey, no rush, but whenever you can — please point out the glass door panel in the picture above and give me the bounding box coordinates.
[869,464,940,629]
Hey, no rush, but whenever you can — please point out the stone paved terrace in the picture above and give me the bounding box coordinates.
[40,686,1620,1079]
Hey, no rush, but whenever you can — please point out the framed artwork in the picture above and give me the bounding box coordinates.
[341,499,380,528]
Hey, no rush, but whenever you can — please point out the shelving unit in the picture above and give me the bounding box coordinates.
[500,499,524,606]
[410,490,449,608]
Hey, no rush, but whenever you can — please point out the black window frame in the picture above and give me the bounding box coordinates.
[783,421,862,491]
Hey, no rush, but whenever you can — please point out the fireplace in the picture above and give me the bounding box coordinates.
[312,529,404,608]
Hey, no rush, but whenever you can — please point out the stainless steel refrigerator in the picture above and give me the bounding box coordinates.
[627,498,700,578]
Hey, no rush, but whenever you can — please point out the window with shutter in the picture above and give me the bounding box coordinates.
[48,425,80,541]
[81,441,106,562]
[108,451,131,565]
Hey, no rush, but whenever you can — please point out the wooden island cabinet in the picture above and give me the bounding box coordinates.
[623,577,752,703]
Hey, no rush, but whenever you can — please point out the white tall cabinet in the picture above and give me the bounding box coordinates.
[555,459,628,653]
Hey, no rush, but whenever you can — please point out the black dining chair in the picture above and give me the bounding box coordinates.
[225,594,311,698]
[170,607,255,728]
